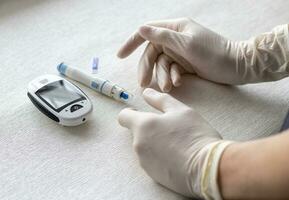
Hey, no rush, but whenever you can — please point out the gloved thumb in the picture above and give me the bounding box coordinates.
[142,88,188,113]
[138,25,183,51]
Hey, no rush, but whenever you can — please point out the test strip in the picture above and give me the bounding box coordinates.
[92,57,99,74]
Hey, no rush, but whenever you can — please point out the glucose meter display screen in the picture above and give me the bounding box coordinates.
[36,80,84,111]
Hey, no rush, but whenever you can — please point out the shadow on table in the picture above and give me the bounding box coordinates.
[147,74,284,140]
[171,75,282,108]
[149,74,282,110]
[57,118,100,140]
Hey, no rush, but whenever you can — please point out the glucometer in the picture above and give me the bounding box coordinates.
[27,74,93,126]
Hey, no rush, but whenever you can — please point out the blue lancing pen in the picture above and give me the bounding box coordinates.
[57,63,133,103]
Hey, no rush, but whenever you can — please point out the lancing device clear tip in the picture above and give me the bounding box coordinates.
[91,57,99,74]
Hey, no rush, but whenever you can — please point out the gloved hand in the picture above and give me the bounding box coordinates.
[118,88,232,199]
[117,18,289,92]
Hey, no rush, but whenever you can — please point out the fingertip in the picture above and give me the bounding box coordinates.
[161,81,172,93]
[171,74,182,87]
[172,79,182,87]
[138,25,158,42]
[142,87,154,95]
[116,50,126,59]
[143,86,188,113]
[118,107,135,128]
[138,25,153,37]
[156,73,172,93]
[117,31,146,59]
[170,63,183,87]
[139,78,150,88]
[142,87,158,97]
[142,87,172,112]
[118,108,127,126]
[117,43,131,59]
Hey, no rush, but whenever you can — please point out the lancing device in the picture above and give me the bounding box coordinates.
[57,63,133,103]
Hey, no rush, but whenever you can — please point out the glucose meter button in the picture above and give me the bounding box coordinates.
[70,104,83,112]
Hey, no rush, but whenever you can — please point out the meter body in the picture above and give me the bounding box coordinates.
[27,75,93,126]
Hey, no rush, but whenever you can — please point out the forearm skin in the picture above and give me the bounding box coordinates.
[219,131,289,199]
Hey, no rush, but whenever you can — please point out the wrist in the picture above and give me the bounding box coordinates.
[200,141,234,200]
[218,142,244,199]
[222,39,246,84]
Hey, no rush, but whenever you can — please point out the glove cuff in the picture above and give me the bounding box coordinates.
[236,24,289,83]
[200,141,234,200]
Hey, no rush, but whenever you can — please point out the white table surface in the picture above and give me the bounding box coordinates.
[1,0,289,199]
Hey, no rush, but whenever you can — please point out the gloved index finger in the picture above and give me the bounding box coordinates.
[117,31,146,58]
[145,18,182,30]
[117,19,180,59]
[118,108,139,129]
[142,88,188,113]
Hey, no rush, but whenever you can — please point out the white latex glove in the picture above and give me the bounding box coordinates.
[117,18,289,92]
[118,88,232,199]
